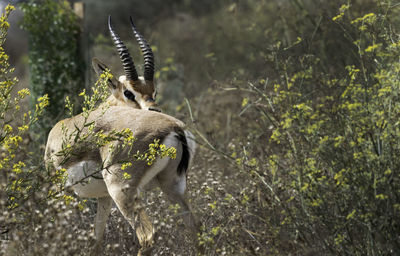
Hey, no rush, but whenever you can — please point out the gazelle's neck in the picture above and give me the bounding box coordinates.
[105,95,119,106]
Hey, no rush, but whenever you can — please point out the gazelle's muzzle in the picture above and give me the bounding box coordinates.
[140,97,161,112]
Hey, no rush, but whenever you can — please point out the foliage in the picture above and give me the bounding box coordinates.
[4,0,400,255]
[0,3,50,210]
[0,18,102,250]
[219,2,400,255]
[20,0,84,144]
[0,4,53,253]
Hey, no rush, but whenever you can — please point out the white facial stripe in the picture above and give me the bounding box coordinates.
[132,91,147,108]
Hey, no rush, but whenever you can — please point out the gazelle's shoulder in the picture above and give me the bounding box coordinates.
[50,114,84,134]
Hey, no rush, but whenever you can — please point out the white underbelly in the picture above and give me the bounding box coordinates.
[66,160,109,198]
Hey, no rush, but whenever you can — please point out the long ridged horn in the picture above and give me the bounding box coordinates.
[130,16,154,82]
[108,16,138,81]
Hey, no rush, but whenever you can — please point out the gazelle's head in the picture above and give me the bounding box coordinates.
[92,16,160,112]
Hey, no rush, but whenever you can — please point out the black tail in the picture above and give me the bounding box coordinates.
[176,132,190,176]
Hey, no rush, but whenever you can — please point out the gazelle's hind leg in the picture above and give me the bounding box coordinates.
[157,171,203,254]
[135,206,155,256]
[157,132,201,246]
[158,173,200,231]
[157,132,199,233]
[102,164,158,256]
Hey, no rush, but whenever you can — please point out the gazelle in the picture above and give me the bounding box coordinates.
[44,17,200,255]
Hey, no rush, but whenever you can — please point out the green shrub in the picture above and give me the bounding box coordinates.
[230,2,400,254]
[20,0,84,144]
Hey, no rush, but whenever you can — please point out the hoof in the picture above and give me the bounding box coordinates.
[137,246,153,256]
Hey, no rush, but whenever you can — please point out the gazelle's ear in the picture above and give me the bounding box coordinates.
[92,58,119,89]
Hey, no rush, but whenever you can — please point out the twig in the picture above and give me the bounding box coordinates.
[184,98,195,123]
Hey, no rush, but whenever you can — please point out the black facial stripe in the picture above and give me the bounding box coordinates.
[124,90,136,101]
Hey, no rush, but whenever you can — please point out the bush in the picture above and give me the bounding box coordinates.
[4,1,400,255]
[221,2,400,254]
[20,0,84,144]
[1,5,114,254]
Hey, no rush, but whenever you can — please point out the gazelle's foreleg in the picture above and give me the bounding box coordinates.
[95,196,113,240]
[92,196,113,255]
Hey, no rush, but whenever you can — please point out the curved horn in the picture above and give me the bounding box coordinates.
[108,16,138,81]
[130,16,154,82]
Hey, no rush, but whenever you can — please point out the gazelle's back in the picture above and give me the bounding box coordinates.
[96,106,185,137]
[45,106,186,169]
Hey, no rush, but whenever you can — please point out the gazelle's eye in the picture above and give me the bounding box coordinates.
[124,90,135,101]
